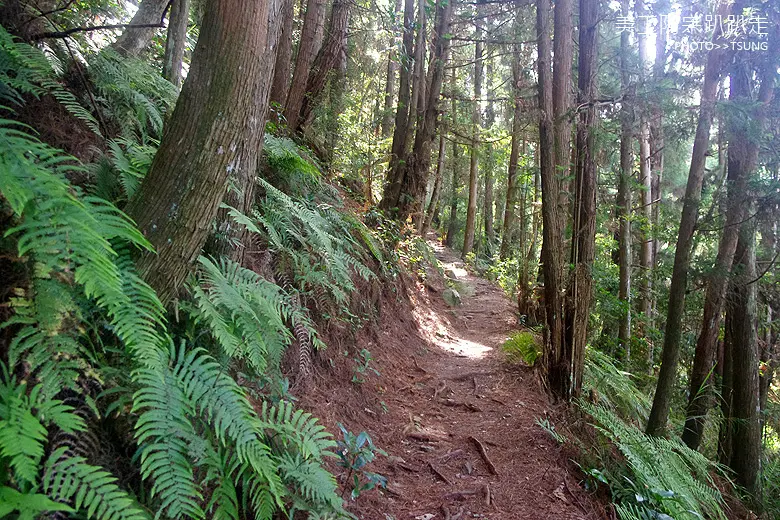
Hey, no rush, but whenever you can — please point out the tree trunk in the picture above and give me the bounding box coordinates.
[283,0,326,133]
[381,0,402,137]
[390,0,453,224]
[462,23,482,257]
[162,0,190,88]
[563,0,597,398]
[126,0,281,304]
[635,0,653,364]
[551,0,572,218]
[537,0,566,400]
[422,134,446,235]
[682,58,775,450]
[617,0,633,359]
[445,70,460,248]
[299,0,352,127]
[645,12,729,436]
[269,0,294,111]
[728,216,761,498]
[380,0,415,213]
[110,0,170,57]
[483,54,495,252]
[499,50,523,261]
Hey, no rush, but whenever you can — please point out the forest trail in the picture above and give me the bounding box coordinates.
[319,239,606,519]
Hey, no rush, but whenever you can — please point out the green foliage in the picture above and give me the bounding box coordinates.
[263,134,322,197]
[335,425,387,500]
[582,403,727,520]
[502,331,542,366]
[88,49,177,143]
[0,25,101,134]
[584,349,651,424]
[350,349,380,384]
[90,138,156,203]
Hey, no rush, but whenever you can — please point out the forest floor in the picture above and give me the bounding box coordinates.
[300,237,609,519]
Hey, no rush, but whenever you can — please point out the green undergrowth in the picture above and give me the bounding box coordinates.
[0,32,393,519]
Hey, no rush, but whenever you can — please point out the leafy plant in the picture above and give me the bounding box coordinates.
[351,349,380,384]
[335,425,387,500]
[502,331,542,366]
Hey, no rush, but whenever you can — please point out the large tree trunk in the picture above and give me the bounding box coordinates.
[499,49,523,261]
[563,0,597,398]
[126,0,281,303]
[299,0,352,127]
[283,0,326,133]
[380,0,415,213]
[162,0,190,88]
[462,23,482,257]
[381,0,403,137]
[110,0,170,57]
[645,11,729,436]
[617,0,633,359]
[390,0,453,224]
[537,0,566,399]
[728,217,762,498]
[269,0,295,111]
[681,59,775,450]
[551,0,572,217]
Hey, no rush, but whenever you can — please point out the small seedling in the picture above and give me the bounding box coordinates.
[352,348,380,384]
[336,424,387,500]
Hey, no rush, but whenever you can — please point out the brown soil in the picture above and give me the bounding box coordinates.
[300,238,609,519]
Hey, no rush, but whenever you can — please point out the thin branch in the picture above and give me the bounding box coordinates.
[31,22,166,40]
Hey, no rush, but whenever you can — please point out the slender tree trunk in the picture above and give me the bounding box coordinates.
[728,216,761,498]
[422,134,446,234]
[284,0,326,133]
[537,0,566,399]
[617,0,633,359]
[719,309,735,464]
[380,0,415,213]
[299,0,352,126]
[646,11,730,436]
[635,0,654,369]
[162,0,190,88]
[500,50,523,261]
[551,0,572,217]
[462,21,482,257]
[110,0,170,57]
[446,70,460,247]
[483,54,495,252]
[391,0,453,224]
[682,59,775,449]
[563,0,598,398]
[269,0,295,111]
[126,0,281,303]
[381,0,403,137]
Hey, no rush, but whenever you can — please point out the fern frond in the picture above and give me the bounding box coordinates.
[259,401,336,461]
[43,448,150,520]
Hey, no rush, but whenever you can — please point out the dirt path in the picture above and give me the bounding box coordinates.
[306,240,605,519]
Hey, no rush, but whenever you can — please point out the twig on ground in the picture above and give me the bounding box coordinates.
[429,462,453,485]
[469,436,499,475]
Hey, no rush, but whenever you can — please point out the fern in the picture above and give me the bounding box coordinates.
[583,403,727,520]
[44,448,150,520]
[0,25,101,134]
[258,401,337,461]
[584,348,651,423]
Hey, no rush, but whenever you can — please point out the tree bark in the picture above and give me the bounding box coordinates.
[446,70,460,248]
[162,0,190,88]
[390,0,453,224]
[682,58,775,450]
[126,0,281,303]
[380,0,415,214]
[462,21,482,257]
[563,0,598,398]
[299,0,352,127]
[283,0,326,133]
[269,0,295,112]
[381,0,403,137]
[645,9,730,436]
[422,133,446,235]
[110,0,171,57]
[483,53,495,252]
[617,0,633,359]
[499,48,523,261]
[551,0,572,217]
[728,216,761,498]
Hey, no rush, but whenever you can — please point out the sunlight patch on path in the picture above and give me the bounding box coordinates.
[434,336,492,358]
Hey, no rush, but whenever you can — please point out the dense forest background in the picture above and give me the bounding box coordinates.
[0,0,779,518]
